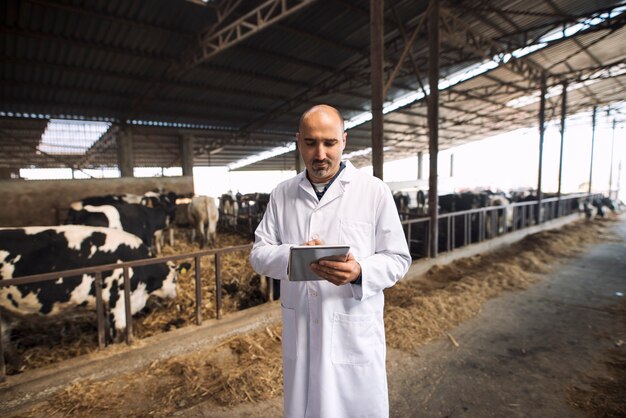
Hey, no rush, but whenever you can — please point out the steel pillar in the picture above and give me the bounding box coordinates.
[536,72,546,224]
[589,106,597,194]
[449,153,454,177]
[295,141,302,173]
[557,82,567,214]
[417,151,423,180]
[428,0,440,257]
[370,0,384,180]
[609,119,616,199]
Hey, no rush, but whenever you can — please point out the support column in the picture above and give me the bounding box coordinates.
[427,0,440,257]
[536,72,546,224]
[370,0,384,180]
[449,153,454,177]
[608,119,616,199]
[295,141,302,173]
[117,128,134,178]
[588,106,597,195]
[417,151,423,180]
[557,82,567,215]
[180,136,194,177]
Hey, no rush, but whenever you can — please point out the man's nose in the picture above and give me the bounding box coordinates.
[314,143,326,159]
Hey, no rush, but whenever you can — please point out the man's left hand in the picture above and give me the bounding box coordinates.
[310,252,361,286]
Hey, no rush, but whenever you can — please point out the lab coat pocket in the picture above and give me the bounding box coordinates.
[331,312,383,365]
[281,305,297,360]
[339,220,374,257]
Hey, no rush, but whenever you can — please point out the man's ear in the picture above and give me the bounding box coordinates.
[341,132,347,150]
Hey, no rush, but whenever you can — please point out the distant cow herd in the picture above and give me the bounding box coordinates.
[393,188,621,256]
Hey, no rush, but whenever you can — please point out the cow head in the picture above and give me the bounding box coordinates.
[147,261,191,301]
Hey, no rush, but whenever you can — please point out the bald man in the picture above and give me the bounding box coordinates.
[251,104,411,418]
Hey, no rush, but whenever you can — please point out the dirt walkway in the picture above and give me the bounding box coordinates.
[174,216,626,418]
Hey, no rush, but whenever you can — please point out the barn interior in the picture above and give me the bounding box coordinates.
[1,0,625,177]
[1,1,626,415]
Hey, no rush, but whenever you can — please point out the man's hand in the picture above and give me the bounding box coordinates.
[310,252,361,286]
[302,238,323,246]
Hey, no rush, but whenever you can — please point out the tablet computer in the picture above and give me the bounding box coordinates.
[288,245,350,281]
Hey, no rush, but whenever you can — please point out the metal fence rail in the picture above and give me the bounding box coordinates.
[402,193,601,259]
[0,243,253,380]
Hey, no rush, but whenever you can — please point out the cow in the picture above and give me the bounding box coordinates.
[393,191,411,220]
[67,191,179,253]
[219,192,239,228]
[483,192,513,237]
[583,195,617,219]
[68,193,143,213]
[238,193,270,235]
[0,225,190,368]
[66,203,169,255]
[188,196,219,248]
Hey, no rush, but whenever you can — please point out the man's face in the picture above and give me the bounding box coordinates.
[297,109,347,184]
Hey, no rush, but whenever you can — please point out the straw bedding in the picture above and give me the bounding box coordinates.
[6,230,260,374]
[11,217,625,416]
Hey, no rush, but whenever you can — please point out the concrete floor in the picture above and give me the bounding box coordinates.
[180,215,626,417]
[387,216,626,417]
[2,215,624,417]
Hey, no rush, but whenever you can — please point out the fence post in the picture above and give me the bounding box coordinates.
[95,271,106,349]
[123,266,133,344]
[0,309,5,382]
[195,255,203,325]
[215,253,222,320]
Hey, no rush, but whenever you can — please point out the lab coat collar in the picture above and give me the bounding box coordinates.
[298,160,356,208]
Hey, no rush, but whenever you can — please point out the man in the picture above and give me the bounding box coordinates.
[250,104,411,418]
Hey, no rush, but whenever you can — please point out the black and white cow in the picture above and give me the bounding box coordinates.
[188,196,219,248]
[219,192,239,228]
[0,225,189,367]
[393,191,411,220]
[68,193,143,213]
[67,191,179,253]
[238,192,270,235]
[66,203,169,254]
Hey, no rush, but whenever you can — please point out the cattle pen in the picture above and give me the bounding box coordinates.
[0,191,605,383]
[0,242,267,382]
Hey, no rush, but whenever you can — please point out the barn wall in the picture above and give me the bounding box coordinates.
[0,176,194,227]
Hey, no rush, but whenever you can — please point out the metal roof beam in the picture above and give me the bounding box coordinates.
[180,0,319,70]
[543,0,626,95]
[439,7,547,85]
[2,28,310,90]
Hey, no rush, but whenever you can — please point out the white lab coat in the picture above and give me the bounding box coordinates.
[250,161,411,418]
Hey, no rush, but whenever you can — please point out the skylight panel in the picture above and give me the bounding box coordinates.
[38,119,111,155]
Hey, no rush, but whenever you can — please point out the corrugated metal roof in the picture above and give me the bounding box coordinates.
[1,0,625,173]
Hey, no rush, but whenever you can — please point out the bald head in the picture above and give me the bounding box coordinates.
[296,104,347,183]
[298,104,345,133]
